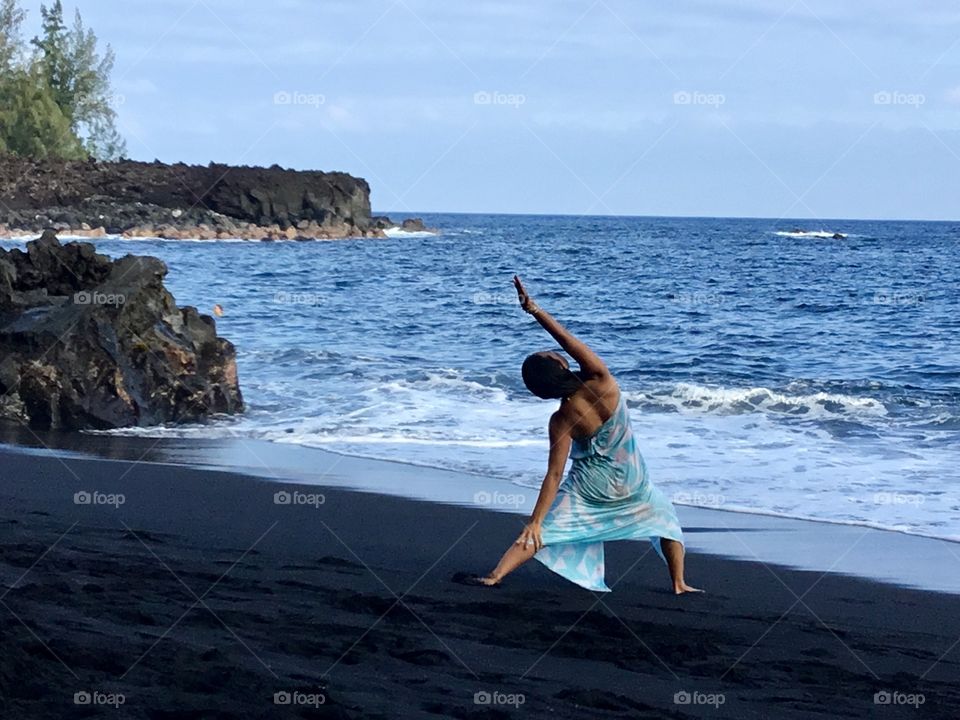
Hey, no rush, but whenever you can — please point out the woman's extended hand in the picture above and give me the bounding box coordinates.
[513,275,540,315]
[515,521,544,552]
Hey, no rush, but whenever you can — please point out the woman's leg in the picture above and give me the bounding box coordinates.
[660,537,702,594]
[481,541,538,585]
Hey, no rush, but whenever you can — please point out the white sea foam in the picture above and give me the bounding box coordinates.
[773,230,848,239]
[383,228,438,238]
[625,382,888,419]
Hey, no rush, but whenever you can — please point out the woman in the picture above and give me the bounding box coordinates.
[459,276,699,594]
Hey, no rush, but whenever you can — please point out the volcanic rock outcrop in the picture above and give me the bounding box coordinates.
[0,231,243,430]
[0,157,380,240]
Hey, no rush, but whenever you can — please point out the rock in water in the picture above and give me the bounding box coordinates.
[396,217,439,234]
[0,232,243,430]
[400,218,428,232]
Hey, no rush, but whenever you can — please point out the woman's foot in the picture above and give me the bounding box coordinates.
[673,581,703,595]
[451,572,501,587]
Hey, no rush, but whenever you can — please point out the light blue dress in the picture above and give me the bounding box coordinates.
[535,392,684,592]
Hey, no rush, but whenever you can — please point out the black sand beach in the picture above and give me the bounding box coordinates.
[1,444,958,719]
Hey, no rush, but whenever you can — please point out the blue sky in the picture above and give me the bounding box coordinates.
[18,0,960,219]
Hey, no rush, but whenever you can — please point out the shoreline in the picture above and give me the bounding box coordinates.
[0,225,386,242]
[2,430,959,596]
[1,439,958,717]
[0,226,439,242]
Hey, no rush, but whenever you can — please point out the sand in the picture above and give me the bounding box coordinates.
[1,445,958,719]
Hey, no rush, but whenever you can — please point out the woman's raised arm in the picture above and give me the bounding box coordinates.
[513,275,609,378]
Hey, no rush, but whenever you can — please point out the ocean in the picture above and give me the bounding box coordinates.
[4,214,958,540]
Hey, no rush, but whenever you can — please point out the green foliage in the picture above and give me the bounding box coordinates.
[0,64,85,159]
[0,0,126,160]
[0,0,26,73]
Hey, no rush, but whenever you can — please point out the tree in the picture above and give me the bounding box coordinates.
[0,0,26,74]
[63,7,125,159]
[0,0,126,161]
[0,64,85,159]
[0,0,27,154]
[31,1,126,160]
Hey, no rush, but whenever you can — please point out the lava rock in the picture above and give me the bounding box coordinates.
[0,233,243,430]
[0,157,384,239]
[400,218,427,232]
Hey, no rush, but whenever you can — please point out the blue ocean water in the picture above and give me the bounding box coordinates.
[4,215,959,539]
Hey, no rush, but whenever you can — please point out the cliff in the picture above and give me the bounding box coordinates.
[0,157,381,240]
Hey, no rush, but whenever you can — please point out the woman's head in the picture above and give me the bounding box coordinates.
[521,351,583,399]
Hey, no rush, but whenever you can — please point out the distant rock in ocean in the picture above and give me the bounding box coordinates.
[369,216,439,234]
[400,218,433,232]
[0,157,392,240]
[0,231,243,430]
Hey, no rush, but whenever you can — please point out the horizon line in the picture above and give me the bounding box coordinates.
[374,209,960,224]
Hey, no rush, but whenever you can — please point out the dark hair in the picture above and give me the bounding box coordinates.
[521,352,584,400]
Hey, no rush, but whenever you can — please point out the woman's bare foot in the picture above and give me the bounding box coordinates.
[661,538,702,595]
[451,572,502,587]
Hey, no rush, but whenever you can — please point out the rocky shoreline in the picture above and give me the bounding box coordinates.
[0,157,434,241]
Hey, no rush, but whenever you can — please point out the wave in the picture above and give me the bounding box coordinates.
[1,234,125,244]
[91,377,905,449]
[371,371,512,402]
[773,230,848,239]
[624,382,889,419]
[383,228,439,238]
[351,372,893,421]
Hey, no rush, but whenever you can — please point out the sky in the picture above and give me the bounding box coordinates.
[16,0,960,220]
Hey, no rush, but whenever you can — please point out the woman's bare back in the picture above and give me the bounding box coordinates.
[560,375,621,441]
